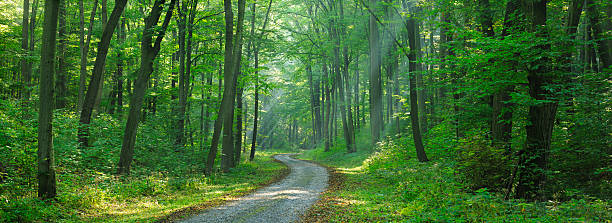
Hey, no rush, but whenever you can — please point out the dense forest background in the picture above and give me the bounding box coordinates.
[0,0,610,221]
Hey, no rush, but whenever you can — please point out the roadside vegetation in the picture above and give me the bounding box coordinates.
[300,122,611,222]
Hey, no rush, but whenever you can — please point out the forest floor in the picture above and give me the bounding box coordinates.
[297,137,612,222]
[178,154,328,223]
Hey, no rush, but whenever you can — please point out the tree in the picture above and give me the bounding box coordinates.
[20,0,30,100]
[405,2,428,162]
[118,0,176,175]
[368,0,383,145]
[77,0,128,149]
[38,0,60,200]
[78,0,99,111]
[250,0,273,162]
[515,0,557,200]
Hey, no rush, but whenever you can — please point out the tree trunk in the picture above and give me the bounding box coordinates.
[55,0,67,109]
[118,0,175,175]
[175,0,189,149]
[406,7,429,162]
[78,0,99,111]
[516,0,557,200]
[20,0,30,100]
[206,0,237,174]
[78,0,128,149]
[415,22,427,133]
[369,0,383,145]
[249,0,273,162]
[38,0,60,200]
[323,61,332,151]
[354,56,360,130]
[233,0,246,165]
[586,0,611,70]
[93,0,108,113]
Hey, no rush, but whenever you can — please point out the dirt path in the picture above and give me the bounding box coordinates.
[180,154,328,223]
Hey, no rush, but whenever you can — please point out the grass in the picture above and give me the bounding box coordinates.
[298,126,612,222]
[0,151,289,223]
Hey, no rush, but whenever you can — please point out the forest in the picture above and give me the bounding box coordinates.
[0,0,610,222]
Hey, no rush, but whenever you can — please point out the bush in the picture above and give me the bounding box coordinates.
[456,131,511,192]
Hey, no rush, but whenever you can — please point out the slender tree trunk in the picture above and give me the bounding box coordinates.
[117,18,125,114]
[323,61,332,151]
[78,0,99,111]
[354,56,360,130]
[175,0,189,148]
[207,0,237,174]
[415,22,427,133]
[78,0,128,149]
[55,0,66,108]
[93,0,108,113]
[38,0,60,200]
[406,3,428,162]
[249,0,273,162]
[25,0,38,100]
[21,0,30,100]
[118,0,175,175]
[369,0,383,145]
[586,0,611,70]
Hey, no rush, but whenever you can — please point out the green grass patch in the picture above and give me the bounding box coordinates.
[299,131,611,222]
[0,151,287,223]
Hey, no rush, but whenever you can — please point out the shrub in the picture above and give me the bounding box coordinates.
[456,131,511,192]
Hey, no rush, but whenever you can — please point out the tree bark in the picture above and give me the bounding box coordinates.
[78,0,99,111]
[78,0,128,149]
[55,0,67,108]
[516,0,557,200]
[249,0,273,162]
[38,0,60,200]
[406,7,429,162]
[586,0,611,70]
[207,0,237,174]
[175,0,189,148]
[369,0,383,145]
[415,22,427,134]
[118,0,175,175]
[20,0,30,100]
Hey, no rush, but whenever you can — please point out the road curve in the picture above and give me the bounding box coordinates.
[180,154,328,223]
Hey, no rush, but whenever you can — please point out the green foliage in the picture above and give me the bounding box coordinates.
[301,126,611,222]
[456,130,511,192]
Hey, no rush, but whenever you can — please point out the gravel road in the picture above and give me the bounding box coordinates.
[180,154,328,223]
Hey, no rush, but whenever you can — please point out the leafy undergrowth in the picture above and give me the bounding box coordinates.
[0,151,287,223]
[299,135,611,222]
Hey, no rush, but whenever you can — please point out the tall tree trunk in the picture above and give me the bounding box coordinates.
[415,22,427,133]
[78,0,99,111]
[207,0,237,174]
[78,0,128,149]
[25,0,38,100]
[516,0,557,200]
[222,0,246,170]
[586,0,611,70]
[175,0,189,148]
[354,56,360,130]
[93,0,108,113]
[406,6,429,162]
[38,0,60,200]
[116,18,126,114]
[323,61,332,151]
[118,0,175,175]
[20,0,30,100]
[55,0,67,108]
[369,0,383,145]
[249,0,273,162]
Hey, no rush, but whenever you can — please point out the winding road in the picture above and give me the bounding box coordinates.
[180,154,329,223]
